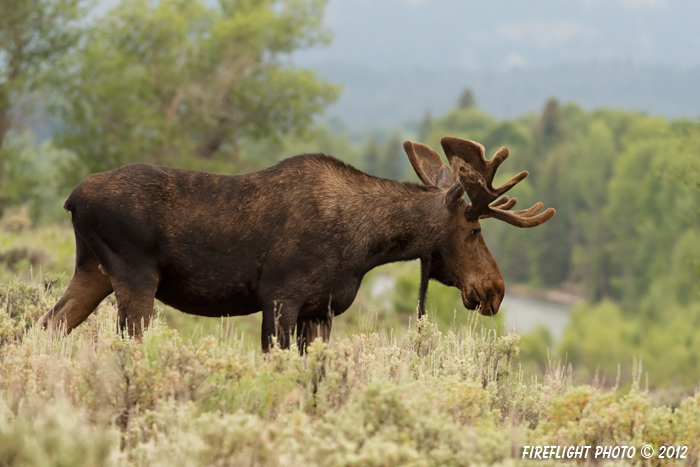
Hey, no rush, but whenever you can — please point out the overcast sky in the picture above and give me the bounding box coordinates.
[293,0,700,70]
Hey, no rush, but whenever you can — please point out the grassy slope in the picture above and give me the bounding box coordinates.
[1,280,699,466]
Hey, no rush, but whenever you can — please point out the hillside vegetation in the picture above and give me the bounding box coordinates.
[1,3,699,463]
[2,100,700,390]
[1,279,699,466]
[409,100,700,389]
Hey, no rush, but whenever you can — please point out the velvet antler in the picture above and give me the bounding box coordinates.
[440,136,555,227]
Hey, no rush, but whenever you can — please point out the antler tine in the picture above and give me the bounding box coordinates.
[494,170,528,196]
[486,206,556,228]
[490,196,517,210]
[487,147,510,183]
[442,138,526,215]
[440,136,556,227]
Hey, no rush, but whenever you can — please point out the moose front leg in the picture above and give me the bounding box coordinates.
[297,313,333,354]
[417,257,431,319]
[261,300,300,352]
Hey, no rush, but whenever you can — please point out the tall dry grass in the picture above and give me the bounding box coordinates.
[0,278,699,466]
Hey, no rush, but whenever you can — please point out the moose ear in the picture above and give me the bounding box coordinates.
[444,181,465,210]
[403,141,454,188]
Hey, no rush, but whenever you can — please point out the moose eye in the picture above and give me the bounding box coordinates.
[470,229,481,238]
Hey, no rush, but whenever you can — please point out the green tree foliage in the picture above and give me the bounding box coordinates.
[237,123,362,171]
[0,132,78,223]
[49,0,339,175]
[0,0,83,146]
[363,137,380,176]
[421,99,698,309]
[418,97,700,388]
[423,106,496,150]
[417,109,432,142]
[534,97,566,154]
[457,88,476,109]
[559,300,700,389]
[380,132,404,180]
[568,120,615,299]
[0,134,37,217]
[481,121,532,160]
[0,0,84,213]
[673,128,700,279]
[356,133,407,180]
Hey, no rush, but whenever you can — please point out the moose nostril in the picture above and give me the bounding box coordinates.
[476,282,504,316]
[488,280,505,314]
[469,290,481,303]
[490,294,502,314]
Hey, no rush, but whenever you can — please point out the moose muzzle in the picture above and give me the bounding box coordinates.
[463,277,505,316]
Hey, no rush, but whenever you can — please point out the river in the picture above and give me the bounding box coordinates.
[500,294,573,341]
[369,271,575,341]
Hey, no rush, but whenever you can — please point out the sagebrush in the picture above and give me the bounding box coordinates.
[0,279,698,466]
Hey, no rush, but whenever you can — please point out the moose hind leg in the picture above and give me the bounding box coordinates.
[38,251,113,336]
[111,270,159,340]
[297,314,333,355]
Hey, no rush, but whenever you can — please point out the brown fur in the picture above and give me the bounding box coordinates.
[39,137,554,352]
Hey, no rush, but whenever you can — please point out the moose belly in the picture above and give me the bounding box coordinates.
[155,272,261,317]
[298,280,360,318]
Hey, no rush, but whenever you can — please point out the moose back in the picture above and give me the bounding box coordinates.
[39,137,555,352]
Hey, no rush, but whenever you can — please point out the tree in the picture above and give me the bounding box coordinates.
[50,0,339,174]
[569,119,616,300]
[482,121,532,163]
[380,132,404,180]
[363,137,380,177]
[417,109,432,142]
[0,0,84,212]
[0,0,83,148]
[535,97,565,154]
[663,127,700,292]
[457,88,476,109]
[425,107,495,149]
[602,119,690,308]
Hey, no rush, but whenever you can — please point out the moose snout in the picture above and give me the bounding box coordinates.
[463,278,505,316]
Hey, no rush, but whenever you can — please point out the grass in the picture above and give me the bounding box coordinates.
[1,278,699,466]
[0,214,75,285]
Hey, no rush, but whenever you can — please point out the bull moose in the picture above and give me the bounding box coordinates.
[39,136,554,352]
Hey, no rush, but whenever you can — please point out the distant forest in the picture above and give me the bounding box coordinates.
[315,62,700,130]
[409,97,700,387]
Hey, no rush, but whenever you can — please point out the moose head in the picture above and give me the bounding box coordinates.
[404,136,556,317]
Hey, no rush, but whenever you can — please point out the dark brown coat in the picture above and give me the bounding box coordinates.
[39,137,554,352]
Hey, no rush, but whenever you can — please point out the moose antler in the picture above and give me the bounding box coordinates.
[440,136,555,227]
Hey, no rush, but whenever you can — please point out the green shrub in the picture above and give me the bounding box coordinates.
[0,277,696,465]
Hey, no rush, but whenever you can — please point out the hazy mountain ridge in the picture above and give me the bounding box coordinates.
[295,0,700,70]
[316,62,700,129]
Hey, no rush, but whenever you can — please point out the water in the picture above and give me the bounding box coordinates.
[367,268,574,341]
[500,294,572,341]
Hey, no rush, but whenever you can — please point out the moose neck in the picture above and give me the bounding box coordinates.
[357,181,444,271]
